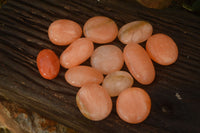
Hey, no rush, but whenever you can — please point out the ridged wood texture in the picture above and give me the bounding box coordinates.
[0,0,200,133]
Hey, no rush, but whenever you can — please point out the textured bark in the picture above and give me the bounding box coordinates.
[0,100,77,133]
[0,103,26,133]
[0,0,200,133]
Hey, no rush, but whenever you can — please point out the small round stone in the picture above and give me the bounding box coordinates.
[76,83,112,121]
[83,16,118,44]
[65,66,104,87]
[91,45,124,74]
[102,71,134,97]
[146,33,178,65]
[48,19,82,46]
[118,21,153,44]
[116,87,151,124]
[60,38,94,69]
[36,49,60,80]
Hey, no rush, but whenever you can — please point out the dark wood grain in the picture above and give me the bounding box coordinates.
[0,0,200,133]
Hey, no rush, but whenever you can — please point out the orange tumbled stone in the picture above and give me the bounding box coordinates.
[37,49,60,80]
[146,33,178,65]
[123,43,155,85]
[116,87,151,124]
[48,19,82,46]
[83,16,118,44]
[65,66,104,87]
[76,83,112,121]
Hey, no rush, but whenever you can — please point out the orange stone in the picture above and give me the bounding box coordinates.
[116,87,151,124]
[48,19,82,46]
[123,43,155,85]
[76,83,112,121]
[146,33,178,65]
[37,49,60,80]
[65,66,104,87]
[83,16,118,44]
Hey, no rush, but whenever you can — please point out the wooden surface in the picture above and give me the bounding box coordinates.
[0,0,200,133]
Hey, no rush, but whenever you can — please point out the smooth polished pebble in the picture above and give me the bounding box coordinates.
[146,33,178,65]
[60,38,94,69]
[91,45,124,74]
[123,43,155,85]
[118,21,153,44]
[102,71,134,97]
[76,83,112,121]
[116,87,151,124]
[48,19,82,46]
[83,16,118,44]
[65,66,104,87]
[37,49,60,80]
